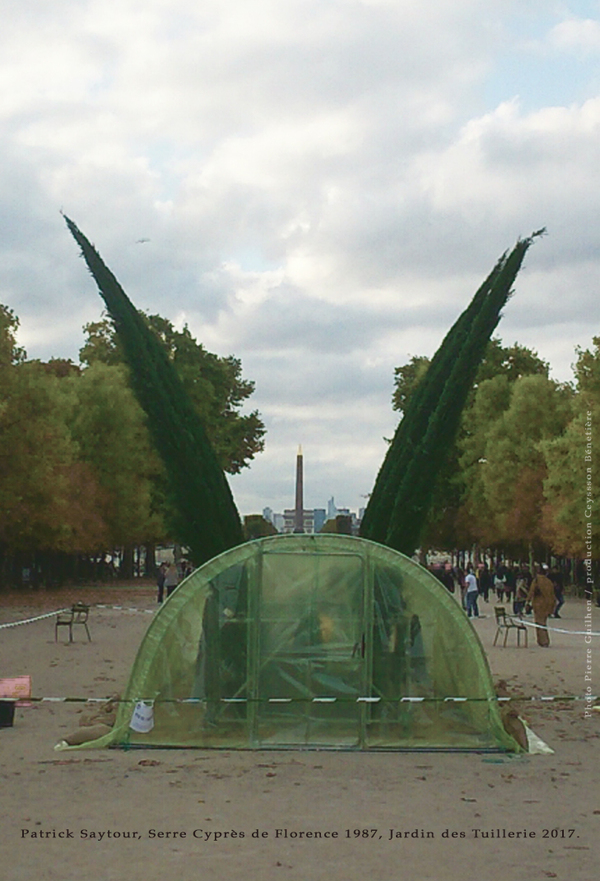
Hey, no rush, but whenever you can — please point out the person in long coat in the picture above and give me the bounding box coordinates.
[164,562,180,598]
[527,566,556,647]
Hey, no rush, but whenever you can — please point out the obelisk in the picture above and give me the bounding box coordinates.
[294,445,304,533]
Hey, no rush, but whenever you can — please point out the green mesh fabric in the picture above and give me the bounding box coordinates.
[81,535,519,752]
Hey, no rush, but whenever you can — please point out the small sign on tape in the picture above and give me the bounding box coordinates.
[0,676,32,707]
[129,701,154,733]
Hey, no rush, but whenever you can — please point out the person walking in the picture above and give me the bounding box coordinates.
[156,561,168,603]
[549,565,565,618]
[527,565,556,647]
[478,563,492,602]
[494,564,507,601]
[164,561,180,598]
[454,566,466,609]
[465,567,480,618]
[504,566,517,604]
[513,566,530,617]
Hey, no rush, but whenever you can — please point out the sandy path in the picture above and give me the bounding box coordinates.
[1,588,598,881]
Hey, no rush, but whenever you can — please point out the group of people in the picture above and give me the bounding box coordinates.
[430,560,566,647]
[156,559,194,603]
[484,562,560,647]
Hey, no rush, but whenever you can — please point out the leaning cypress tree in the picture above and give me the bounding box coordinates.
[359,254,507,542]
[64,216,244,564]
[362,231,544,555]
[384,235,538,555]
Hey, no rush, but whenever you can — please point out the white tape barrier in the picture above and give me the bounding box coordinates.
[16,694,600,705]
[516,618,600,637]
[0,604,156,630]
[2,605,598,634]
[95,604,155,614]
[0,608,70,629]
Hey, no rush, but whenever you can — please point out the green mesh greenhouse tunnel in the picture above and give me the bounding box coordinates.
[86,534,518,752]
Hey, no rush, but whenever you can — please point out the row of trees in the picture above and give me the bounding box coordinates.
[390,336,599,565]
[0,301,265,586]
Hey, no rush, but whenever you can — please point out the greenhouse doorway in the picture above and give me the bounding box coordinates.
[254,548,367,747]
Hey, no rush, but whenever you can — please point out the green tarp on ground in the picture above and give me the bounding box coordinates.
[81,534,519,752]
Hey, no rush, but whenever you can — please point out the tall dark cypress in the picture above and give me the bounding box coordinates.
[65,216,243,564]
[362,231,544,555]
[359,253,507,542]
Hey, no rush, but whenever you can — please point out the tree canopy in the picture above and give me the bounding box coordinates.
[540,338,600,557]
[80,314,265,474]
[0,271,265,583]
[387,333,588,560]
[392,339,549,416]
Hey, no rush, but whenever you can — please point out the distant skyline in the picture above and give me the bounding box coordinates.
[263,445,362,525]
[2,1,599,515]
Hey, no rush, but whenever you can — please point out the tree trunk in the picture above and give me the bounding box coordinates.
[144,543,156,577]
[121,544,135,579]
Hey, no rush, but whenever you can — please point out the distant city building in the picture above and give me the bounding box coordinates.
[283,509,315,533]
[263,507,284,532]
[313,508,327,533]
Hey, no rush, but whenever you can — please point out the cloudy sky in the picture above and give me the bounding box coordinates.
[1,0,599,517]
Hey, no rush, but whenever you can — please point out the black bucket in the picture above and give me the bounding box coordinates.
[0,700,15,728]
